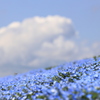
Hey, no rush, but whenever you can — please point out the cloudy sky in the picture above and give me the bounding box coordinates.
[0,0,100,77]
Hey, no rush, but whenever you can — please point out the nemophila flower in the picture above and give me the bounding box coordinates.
[0,56,100,99]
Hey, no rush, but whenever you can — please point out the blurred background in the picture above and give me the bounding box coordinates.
[0,0,100,77]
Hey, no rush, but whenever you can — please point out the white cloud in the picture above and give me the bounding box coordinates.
[0,15,99,77]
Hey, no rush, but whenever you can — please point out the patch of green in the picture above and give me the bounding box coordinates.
[1,88,6,91]
[52,76,62,83]
[89,91,98,99]
[65,72,71,77]
[26,94,33,100]
[72,75,80,80]
[96,87,100,90]
[68,94,73,100]
[45,66,56,70]
[22,89,28,93]
[62,86,68,91]
[80,95,89,100]
[58,72,67,79]
[73,90,78,94]
[93,56,97,61]
[68,78,74,83]
[7,86,12,90]
[81,90,99,100]
[16,93,22,97]
[36,95,47,99]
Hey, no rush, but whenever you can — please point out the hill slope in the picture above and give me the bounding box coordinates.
[0,56,100,100]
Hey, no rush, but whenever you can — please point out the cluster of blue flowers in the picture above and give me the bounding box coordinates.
[0,56,100,100]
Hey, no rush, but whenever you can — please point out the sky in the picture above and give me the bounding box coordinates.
[0,0,100,77]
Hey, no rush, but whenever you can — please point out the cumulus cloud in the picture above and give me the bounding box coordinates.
[0,15,99,77]
[0,15,76,64]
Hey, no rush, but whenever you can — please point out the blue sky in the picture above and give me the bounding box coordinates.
[0,0,100,42]
[0,0,100,77]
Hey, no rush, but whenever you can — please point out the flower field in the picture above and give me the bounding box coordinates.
[0,56,100,100]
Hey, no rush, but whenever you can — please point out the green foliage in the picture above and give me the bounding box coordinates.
[36,95,47,99]
[58,72,67,79]
[26,94,33,100]
[22,89,28,93]
[93,56,97,61]
[65,72,71,77]
[89,91,98,99]
[52,76,62,83]
[7,86,12,90]
[45,66,56,70]
[68,94,73,100]
[72,75,80,80]
[16,93,22,97]
[80,95,89,100]
[62,86,68,91]
[68,78,74,83]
